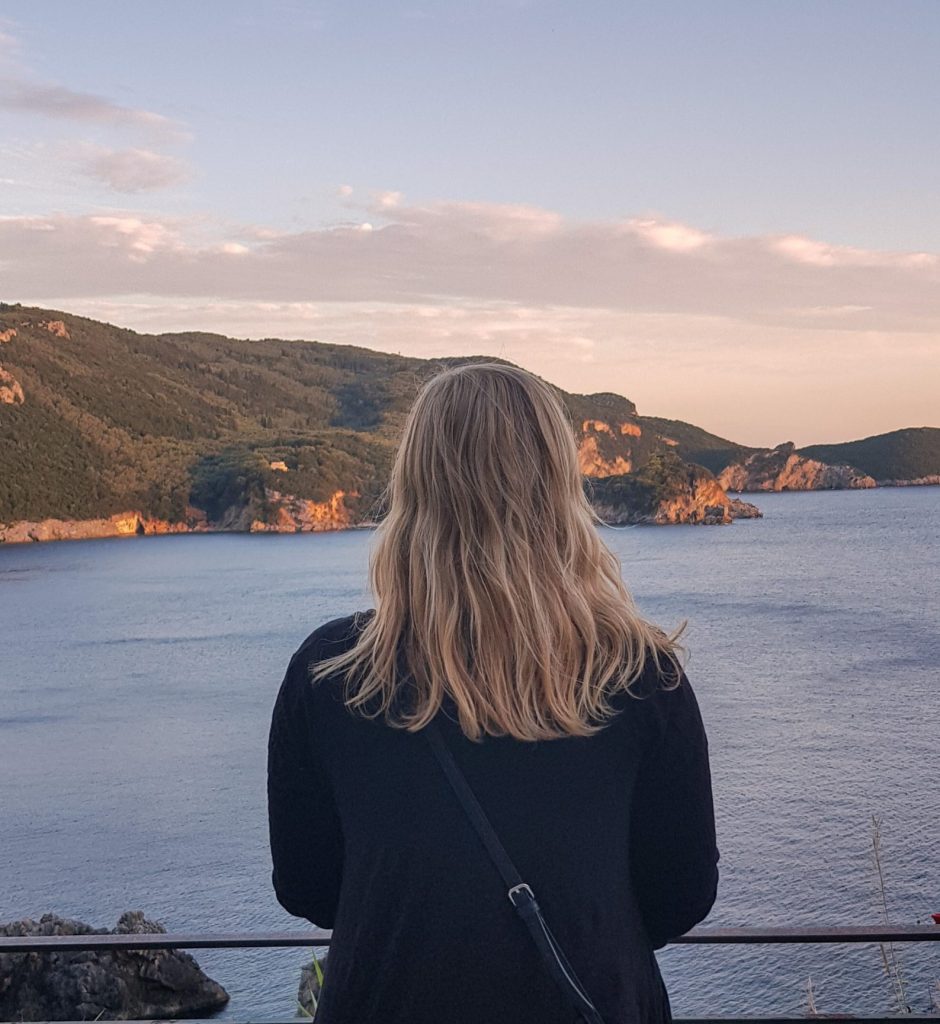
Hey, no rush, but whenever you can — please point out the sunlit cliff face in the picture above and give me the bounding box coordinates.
[254,488,356,533]
[577,419,641,478]
[0,489,358,544]
[0,324,24,404]
[718,444,876,493]
[0,367,25,405]
[0,318,72,406]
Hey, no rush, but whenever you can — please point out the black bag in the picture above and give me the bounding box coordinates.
[425,720,607,1024]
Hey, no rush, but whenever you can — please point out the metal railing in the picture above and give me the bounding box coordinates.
[2,925,938,1023]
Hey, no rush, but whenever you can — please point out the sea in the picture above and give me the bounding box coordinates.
[1,487,938,1019]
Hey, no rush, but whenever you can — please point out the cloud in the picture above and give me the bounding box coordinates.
[6,198,936,446]
[80,146,190,192]
[84,215,183,256]
[628,218,713,252]
[769,233,937,270]
[0,28,190,193]
[0,80,186,140]
[372,189,403,210]
[3,201,939,334]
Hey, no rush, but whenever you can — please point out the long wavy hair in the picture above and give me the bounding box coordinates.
[310,361,684,741]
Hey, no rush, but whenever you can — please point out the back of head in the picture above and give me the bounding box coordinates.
[312,361,682,741]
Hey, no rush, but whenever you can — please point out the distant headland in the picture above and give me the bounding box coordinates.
[1,304,937,545]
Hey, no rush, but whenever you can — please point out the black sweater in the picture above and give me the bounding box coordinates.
[267,612,719,1024]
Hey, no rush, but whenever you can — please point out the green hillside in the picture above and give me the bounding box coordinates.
[0,305,664,528]
[639,416,756,474]
[799,428,940,482]
[0,306,427,524]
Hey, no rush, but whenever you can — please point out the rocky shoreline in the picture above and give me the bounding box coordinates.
[718,442,876,492]
[877,475,940,487]
[1,488,762,545]
[0,489,363,545]
[0,912,228,1022]
[4,476,936,547]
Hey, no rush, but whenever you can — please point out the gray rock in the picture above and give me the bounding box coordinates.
[0,911,229,1021]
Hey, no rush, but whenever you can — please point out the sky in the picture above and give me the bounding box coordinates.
[1,0,938,447]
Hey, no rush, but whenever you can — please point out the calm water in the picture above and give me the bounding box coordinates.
[2,487,938,1018]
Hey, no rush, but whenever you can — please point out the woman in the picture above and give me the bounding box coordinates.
[268,362,719,1024]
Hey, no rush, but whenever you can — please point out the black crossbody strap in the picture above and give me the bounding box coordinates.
[424,720,606,1024]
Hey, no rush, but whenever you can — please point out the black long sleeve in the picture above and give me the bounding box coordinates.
[267,649,344,927]
[265,613,718,1023]
[629,671,720,948]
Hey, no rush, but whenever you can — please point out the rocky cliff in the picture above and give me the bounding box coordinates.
[222,487,359,534]
[589,452,761,525]
[0,488,359,544]
[718,442,876,492]
[0,511,202,544]
[0,322,24,404]
[0,365,24,405]
[577,418,643,476]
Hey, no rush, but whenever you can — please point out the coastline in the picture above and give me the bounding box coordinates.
[2,481,936,548]
[0,513,377,547]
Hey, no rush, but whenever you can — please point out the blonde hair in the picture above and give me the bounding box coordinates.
[311,361,683,741]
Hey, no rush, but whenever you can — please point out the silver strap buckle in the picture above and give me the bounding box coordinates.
[507,882,535,907]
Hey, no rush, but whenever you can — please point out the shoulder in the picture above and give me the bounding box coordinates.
[618,651,707,747]
[286,609,375,679]
[273,609,374,723]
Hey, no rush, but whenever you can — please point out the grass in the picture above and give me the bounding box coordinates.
[296,951,327,1019]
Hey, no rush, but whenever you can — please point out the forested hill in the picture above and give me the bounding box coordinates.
[639,416,940,484]
[0,305,668,529]
[637,416,757,474]
[800,428,940,483]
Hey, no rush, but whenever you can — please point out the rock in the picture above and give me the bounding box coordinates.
[0,327,16,343]
[0,512,202,545]
[297,952,329,1017]
[38,320,70,339]
[0,490,359,545]
[653,469,731,524]
[243,488,358,533]
[0,911,229,1021]
[718,442,876,492]
[588,452,738,525]
[728,498,763,519]
[0,366,24,404]
[877,475,940,487]
[577,418,642,477]
[578,435,632,476]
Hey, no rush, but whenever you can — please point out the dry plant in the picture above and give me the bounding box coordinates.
[804,975,820,1017]
[870,814,911,1014]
